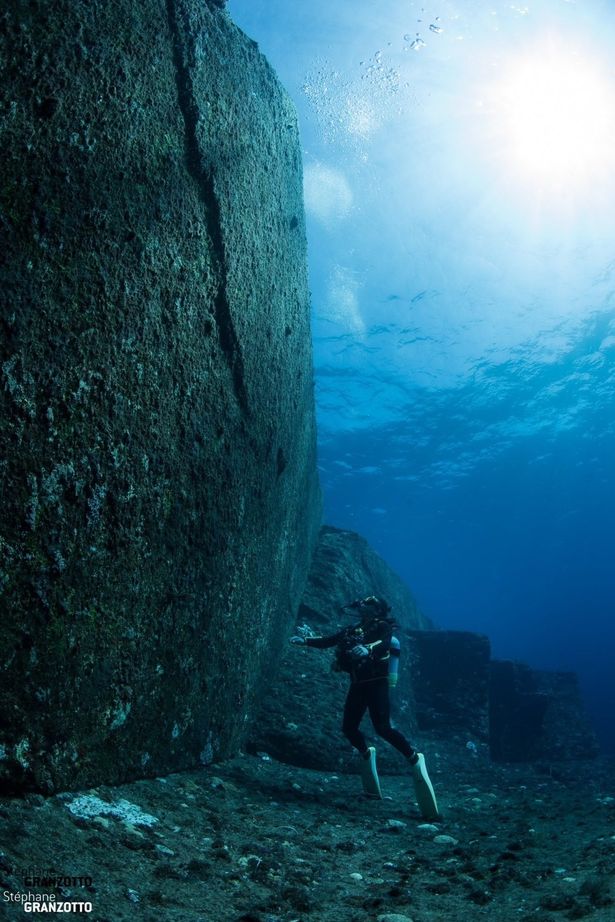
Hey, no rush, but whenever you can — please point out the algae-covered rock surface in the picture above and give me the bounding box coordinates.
[0,750,614,921]
[0,0,321,792]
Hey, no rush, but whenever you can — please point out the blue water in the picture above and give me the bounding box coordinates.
[228,0,615,752]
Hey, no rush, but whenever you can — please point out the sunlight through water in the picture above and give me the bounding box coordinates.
[492,39,615,187]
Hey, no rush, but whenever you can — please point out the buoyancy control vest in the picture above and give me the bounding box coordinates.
[333,623,401,685]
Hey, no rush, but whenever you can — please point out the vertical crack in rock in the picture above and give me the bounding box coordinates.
[166,0,249,417]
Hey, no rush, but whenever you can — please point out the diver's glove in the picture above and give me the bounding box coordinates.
[350,644,369,658]
[290,635,306,645]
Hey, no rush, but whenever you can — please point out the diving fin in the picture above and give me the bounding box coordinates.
[360,746,382,799]
[411,752,439,820]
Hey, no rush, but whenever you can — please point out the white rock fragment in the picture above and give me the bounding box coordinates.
[385,819,407,831]
[66,794,158,827]
[155,844,175,857]
[349,872,363,881]
[417,823,439,833]
[434,834,458,846]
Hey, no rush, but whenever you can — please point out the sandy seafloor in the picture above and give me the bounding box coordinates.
[1,745,614,922]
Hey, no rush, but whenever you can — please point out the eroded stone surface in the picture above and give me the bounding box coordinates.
[0,0,321,792]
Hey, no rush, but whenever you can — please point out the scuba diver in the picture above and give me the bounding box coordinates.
[290,595,439,820]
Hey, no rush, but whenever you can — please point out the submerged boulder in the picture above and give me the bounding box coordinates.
[0,0,321,792]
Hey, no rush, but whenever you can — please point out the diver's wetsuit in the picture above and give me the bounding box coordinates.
[305,618,416,761]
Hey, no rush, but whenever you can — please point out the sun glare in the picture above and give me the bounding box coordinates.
[495,42,615,185]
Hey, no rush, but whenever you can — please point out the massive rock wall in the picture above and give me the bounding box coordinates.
[0,0,321,792]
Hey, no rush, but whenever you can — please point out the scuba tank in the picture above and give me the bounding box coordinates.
[389,635,400,688]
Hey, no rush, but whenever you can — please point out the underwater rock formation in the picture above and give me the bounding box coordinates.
[0,0,321,792]
[247,525,432,774]
[250,528,598,773]
[407,630,491,743]
[489,661,599,762]
[300,525,433,632]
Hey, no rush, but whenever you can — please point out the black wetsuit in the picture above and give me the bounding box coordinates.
[306,617,416,760]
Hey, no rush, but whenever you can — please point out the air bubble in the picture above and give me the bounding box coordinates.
[429,23,443,34]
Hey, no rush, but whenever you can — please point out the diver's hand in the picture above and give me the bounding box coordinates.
[290,635,306,645]
[350,644,369,658]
